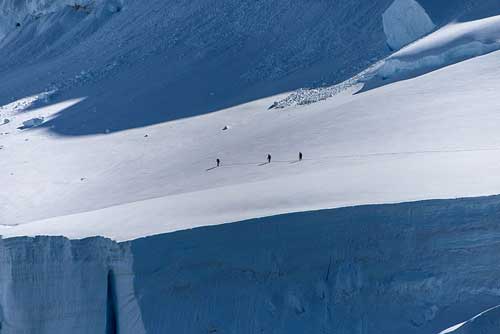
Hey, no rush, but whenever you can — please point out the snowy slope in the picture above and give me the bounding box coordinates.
[0,0,397,228]
[0,1,500,242]
[3,44,500,240]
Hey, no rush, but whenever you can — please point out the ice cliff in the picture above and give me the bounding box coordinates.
[0,237,144,333]
[2,196,500,333]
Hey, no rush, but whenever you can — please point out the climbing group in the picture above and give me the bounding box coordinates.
[214,152,303,168]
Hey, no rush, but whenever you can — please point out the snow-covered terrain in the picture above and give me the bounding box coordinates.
[2,0,500,332]
[4,38,500,240]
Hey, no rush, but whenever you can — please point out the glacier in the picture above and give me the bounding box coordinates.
[2,0,500,332]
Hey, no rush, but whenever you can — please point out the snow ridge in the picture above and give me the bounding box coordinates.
[375,14,500,83]
[440,305,500,334]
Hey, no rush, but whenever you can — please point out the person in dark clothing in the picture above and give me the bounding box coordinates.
[267,154,272,163]
[299,152,303,161]
[216,158,220,167]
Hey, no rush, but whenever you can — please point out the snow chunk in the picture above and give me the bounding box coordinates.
[21,117,44,129]
[0,90,56,113]
[383,0,435,50]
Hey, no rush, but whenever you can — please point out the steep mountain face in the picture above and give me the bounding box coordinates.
[0,0,394,135]
[0,0,497,135]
